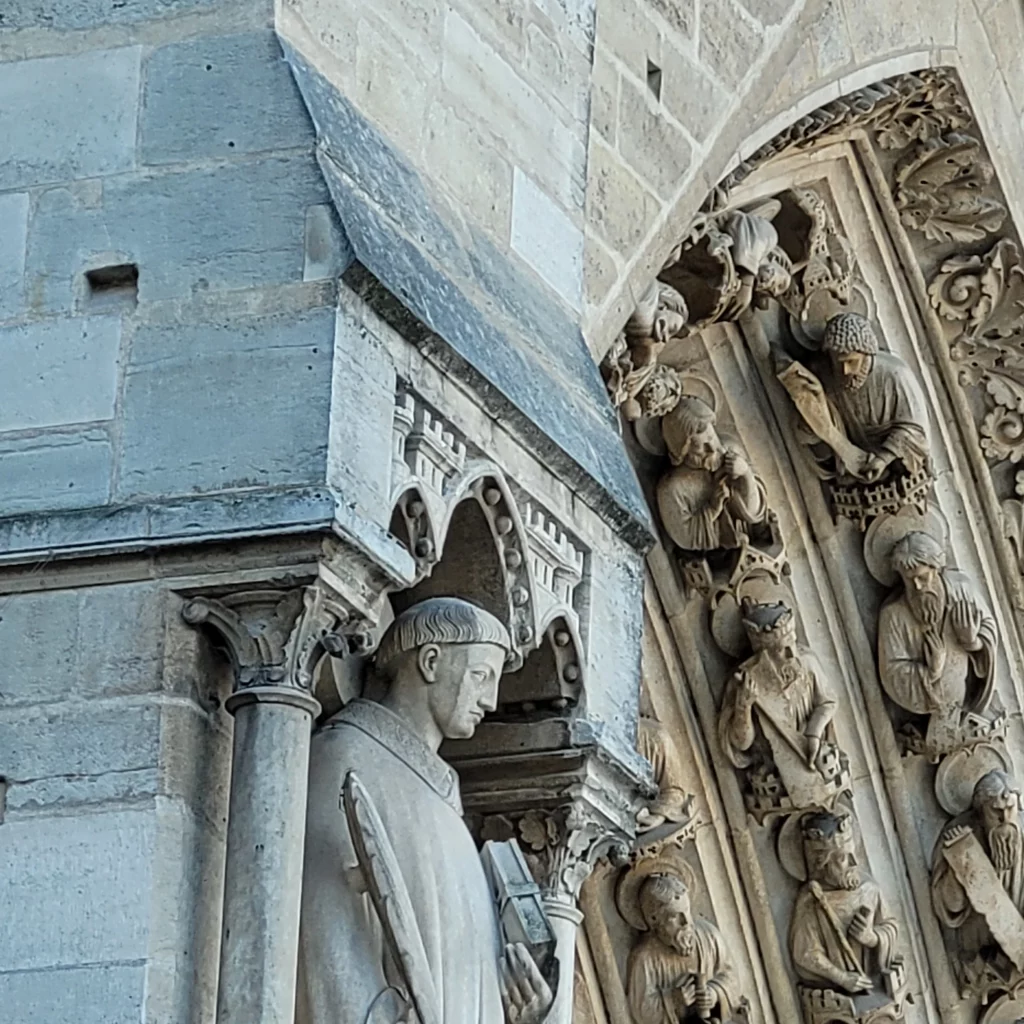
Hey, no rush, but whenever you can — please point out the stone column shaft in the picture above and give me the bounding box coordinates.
[217,687,319,1024]
[543,898,584,1024]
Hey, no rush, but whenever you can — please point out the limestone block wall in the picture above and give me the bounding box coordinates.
[0,0,346,529]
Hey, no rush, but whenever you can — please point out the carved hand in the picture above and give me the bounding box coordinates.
[677,976,697,1006]
[951,599,983,649]
[723,450,750,481]
[500,943,553,1024]
[711,475,731,515]
[694,977,715,1018]
[942,823,973,847]
[840,970,874,993]
[848,908,879,949]
[860,451,894,483]
[805,734,821,770]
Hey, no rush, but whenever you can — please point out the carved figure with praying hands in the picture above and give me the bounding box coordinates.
[656,395,768,555]
[297,597,554,1024]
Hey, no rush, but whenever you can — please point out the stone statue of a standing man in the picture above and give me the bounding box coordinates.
[297,597,554,1024]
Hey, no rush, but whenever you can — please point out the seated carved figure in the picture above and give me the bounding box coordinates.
[932,770,1024,986]
[719,600,847,816]
[656,396,768,554]
[625,872,741,1024]
[878,531,996,757]
[296,597,552,1024]
[789,811,904,1024]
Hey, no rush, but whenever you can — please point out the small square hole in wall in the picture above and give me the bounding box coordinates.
[646,60,662,101]
[84,263,139,309]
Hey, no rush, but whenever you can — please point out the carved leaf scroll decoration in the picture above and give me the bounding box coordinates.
[930,239,1024,464]
[894,134,1007,244]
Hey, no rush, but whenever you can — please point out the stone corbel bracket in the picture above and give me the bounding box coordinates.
[389,388,589,686]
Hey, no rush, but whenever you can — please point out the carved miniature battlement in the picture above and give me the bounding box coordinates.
[521,500,585,607]
[393,391,467,494]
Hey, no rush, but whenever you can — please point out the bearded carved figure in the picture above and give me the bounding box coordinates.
[932,770,1024,986]
[776,313,933,526]
[621,869,743,1024]
[789,811,905,1024]
[878,531,997,758]
[718,600,849,817]
[656,396,769,554]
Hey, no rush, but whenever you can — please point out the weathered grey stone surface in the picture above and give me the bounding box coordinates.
[117,308,333,499]
[0,0,269,30]
[140,31,313,165]
[0,47,141,190]
[0,317,121,432]
[0,430,113,515]
[0,190,28,319]
[0,963,144,1024]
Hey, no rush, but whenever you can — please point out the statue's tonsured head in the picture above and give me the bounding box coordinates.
[740,599,795,651]
[822,313,879,357]
[376,597,512,739]
[661,395,722,470]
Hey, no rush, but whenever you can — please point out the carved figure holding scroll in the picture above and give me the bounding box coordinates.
[619,865,743,1024]
[777,312,931,486]
[932,770,1024,982]
[789,811,902,1009]
[719,600,848,815]
[878,531,997,758]
[297,597,553,1024]
[657,396,768,553]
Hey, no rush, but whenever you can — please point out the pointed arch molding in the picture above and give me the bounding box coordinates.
[389,386,587,691]
[607,65,1024,594]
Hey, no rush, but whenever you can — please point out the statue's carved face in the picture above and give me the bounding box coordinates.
[833,351,872,391]
[805,819,861,891]
[898,563,945,627]
[644,879,695,955]
[675,422,724,472]
[419,642,506,739]
[747,613,797,656]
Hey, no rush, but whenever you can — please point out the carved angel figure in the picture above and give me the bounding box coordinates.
[656,396,768,553]
[718,203,793,320]
[718,600,847,814]
[297,598,553,1024]
[932,770,1024,983]
[624,872,742,1023]
[777,312,931,485]
[790,811,902,1014]
[878,531,997,757]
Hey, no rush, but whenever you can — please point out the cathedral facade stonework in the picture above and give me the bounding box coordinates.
[4,3,1024,1024]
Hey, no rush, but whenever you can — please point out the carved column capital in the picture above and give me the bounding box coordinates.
[483,804,630,904]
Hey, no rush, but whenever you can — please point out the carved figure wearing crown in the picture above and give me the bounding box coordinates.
[297,597,553,1024]
[788,811,905,1024]
[932,770,1024,988]
[656,396,768,554]
[718,599,848,816]
[779,312,931,483]
[878,531,997,758]
[617,859,744,1024]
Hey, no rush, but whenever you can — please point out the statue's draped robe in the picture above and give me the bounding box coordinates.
[878,570,996,746]
[718,649,838,809]
[790,878,898,991]
[626,923,739,1024]
[656,464,767,552]
[826,352,930,474]
[297,699,504,1024]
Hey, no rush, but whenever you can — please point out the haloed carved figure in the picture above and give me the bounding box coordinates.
[297,597,553,1024]
[626,874,740,1024]
[656,396,768,553]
